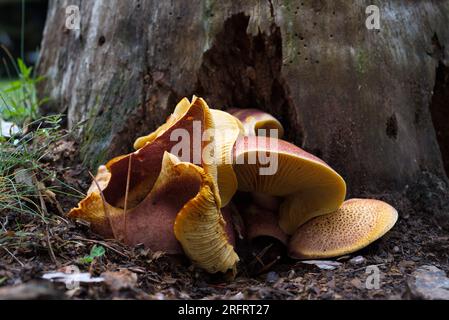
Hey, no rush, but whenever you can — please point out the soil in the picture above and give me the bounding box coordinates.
[1,136,448,300]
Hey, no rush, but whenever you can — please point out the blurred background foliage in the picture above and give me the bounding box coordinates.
[0,0,48,122]
[0,0,48,79]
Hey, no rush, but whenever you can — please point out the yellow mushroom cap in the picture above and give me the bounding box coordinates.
[133,98,191,150]
[68,191,121,239]
[228,108,284,139]
[233,136,346,235]
[289,198,398,259]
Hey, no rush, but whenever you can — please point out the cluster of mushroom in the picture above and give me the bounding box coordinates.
[69,97,398,275]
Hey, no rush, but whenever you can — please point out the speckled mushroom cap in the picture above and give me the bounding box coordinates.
[233,136,347,235]
[289,198,398,259]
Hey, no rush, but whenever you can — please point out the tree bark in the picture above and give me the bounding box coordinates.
[37,0,449,198]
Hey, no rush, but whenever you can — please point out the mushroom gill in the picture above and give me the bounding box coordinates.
[171,152,239,274]
[210,109,244,206]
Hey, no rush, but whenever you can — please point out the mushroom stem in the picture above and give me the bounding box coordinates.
[241,205,288,245]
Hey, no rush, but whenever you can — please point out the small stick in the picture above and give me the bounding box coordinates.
[2,246,24,267]
[88,171,117,239]
[248,243,274,272]
[256,256,281,275]
[123,154,132,243]
[32,175,49,221]
[45,227,58,266]
[352,263,385,273]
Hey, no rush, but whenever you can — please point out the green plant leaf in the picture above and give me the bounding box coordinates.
[90,245,106,258]
[17,59,32,78]
[79,245,106,264]
[0,59,47,125]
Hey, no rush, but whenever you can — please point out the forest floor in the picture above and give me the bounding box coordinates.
[1,135,449,300]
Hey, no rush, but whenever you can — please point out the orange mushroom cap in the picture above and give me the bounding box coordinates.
[69,152,239,273]
[228,108,284,139]
[133,99,243,208]
[103,96,217,209]
[233,136,346,235]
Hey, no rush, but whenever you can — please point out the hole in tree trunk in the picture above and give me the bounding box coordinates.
[429,61,449,177]
[386,113,398,140]
[195,13,302,146]
[98,36,106,46]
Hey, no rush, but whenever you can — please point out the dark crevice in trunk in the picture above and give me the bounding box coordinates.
[195,13,302,145]
[429,61,449,177]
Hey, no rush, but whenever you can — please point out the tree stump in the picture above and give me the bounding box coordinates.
[37,0,449,200]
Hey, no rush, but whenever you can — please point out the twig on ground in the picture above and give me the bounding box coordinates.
[88,171,118,239]
[45,226,58,266]
[257,256,281,275]
[351,263,385,273]
[2,246,24,267]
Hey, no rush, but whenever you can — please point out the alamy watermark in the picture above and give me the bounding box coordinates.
[365,265,381,289]
[365,5,381,30]
[64,4,381,31]
[65,5,80,30]
[165,122,280,175]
